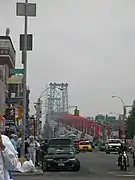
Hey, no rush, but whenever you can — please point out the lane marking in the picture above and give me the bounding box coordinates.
[108,171,135,174]
[116,174,135,177]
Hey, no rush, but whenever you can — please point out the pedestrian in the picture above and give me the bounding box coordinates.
[35,140,40,166]
[24,137,30,160]
[10,134,17,151]
[16,134,22,158]
[0,132,18,180]
[8,134,17,180]
[28,136,36,165]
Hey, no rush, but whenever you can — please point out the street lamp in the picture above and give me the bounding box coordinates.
[112,96,126,119]
[112,96,127,142]
[34,87,50,140]
[112,96,125,107]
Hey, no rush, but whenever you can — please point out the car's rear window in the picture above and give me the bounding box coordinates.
[108,140,121,143]
[49,139,71,146]
[79,141,90,145]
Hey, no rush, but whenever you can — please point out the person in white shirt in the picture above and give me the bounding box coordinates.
[28,136,36,166]
[0,132,18,180]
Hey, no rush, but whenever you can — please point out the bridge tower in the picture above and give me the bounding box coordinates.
[46,83,69,114]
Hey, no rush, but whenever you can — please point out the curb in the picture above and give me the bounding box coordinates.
[13,171,44,176]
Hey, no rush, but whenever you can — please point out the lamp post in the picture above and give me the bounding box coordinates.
[112,96,126,120]
[112,96,127,143]
[34,87,50,140]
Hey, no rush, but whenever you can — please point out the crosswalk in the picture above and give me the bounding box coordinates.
[43,169,135,178]
[108,171,135,177]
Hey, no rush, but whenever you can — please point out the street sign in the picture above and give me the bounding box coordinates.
[20,34,33,51]
[10,68,24,75]
[16,2,36,17]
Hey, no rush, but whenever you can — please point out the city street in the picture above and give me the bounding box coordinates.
[14,151,135,180]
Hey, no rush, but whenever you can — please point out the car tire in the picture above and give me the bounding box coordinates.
[106,150,110,154]
[88,150,92,152]
[42,162,49,172]
[74,165,80,171]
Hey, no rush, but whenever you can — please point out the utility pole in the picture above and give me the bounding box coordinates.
[16,0,36,156]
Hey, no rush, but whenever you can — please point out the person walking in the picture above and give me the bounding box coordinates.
[35,140,40,166]
[16,135,22,158]
[24,137,30,160]
[0,132,18,180]
[10,134,17,151]
[9,134,18,180]
[28,136,36,166]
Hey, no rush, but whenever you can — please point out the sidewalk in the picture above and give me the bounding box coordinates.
[13,169,43,176]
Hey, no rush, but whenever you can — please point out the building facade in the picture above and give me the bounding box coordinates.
[0,36,16,115]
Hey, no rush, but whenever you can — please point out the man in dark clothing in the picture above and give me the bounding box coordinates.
[25,138,29,160]
[117,142,129,166]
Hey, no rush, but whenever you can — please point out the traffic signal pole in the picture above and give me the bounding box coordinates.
[17,0,36,157]
[21,0,28,157]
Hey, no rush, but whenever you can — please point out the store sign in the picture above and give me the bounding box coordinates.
[7,75,23,84]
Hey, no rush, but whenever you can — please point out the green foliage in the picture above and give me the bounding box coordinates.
[127,106,135,138]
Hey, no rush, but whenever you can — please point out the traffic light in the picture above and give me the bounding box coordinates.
[74,108,79,116]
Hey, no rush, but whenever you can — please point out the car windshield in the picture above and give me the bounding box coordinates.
[49,139,72,146]
[108,140,121,144]
[47,147,75,155]
[79,141,90,145]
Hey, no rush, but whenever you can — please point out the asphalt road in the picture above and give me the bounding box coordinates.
[14,150,135,180]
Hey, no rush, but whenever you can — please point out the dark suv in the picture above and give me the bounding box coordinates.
[42,146,80,171]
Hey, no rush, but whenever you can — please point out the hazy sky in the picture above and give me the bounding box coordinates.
[0,0,135,116]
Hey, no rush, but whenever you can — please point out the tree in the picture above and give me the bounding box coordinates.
[127,105,135,138]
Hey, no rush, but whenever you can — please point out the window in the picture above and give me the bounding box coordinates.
[79,141,90,145]
[108,140,121,144]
